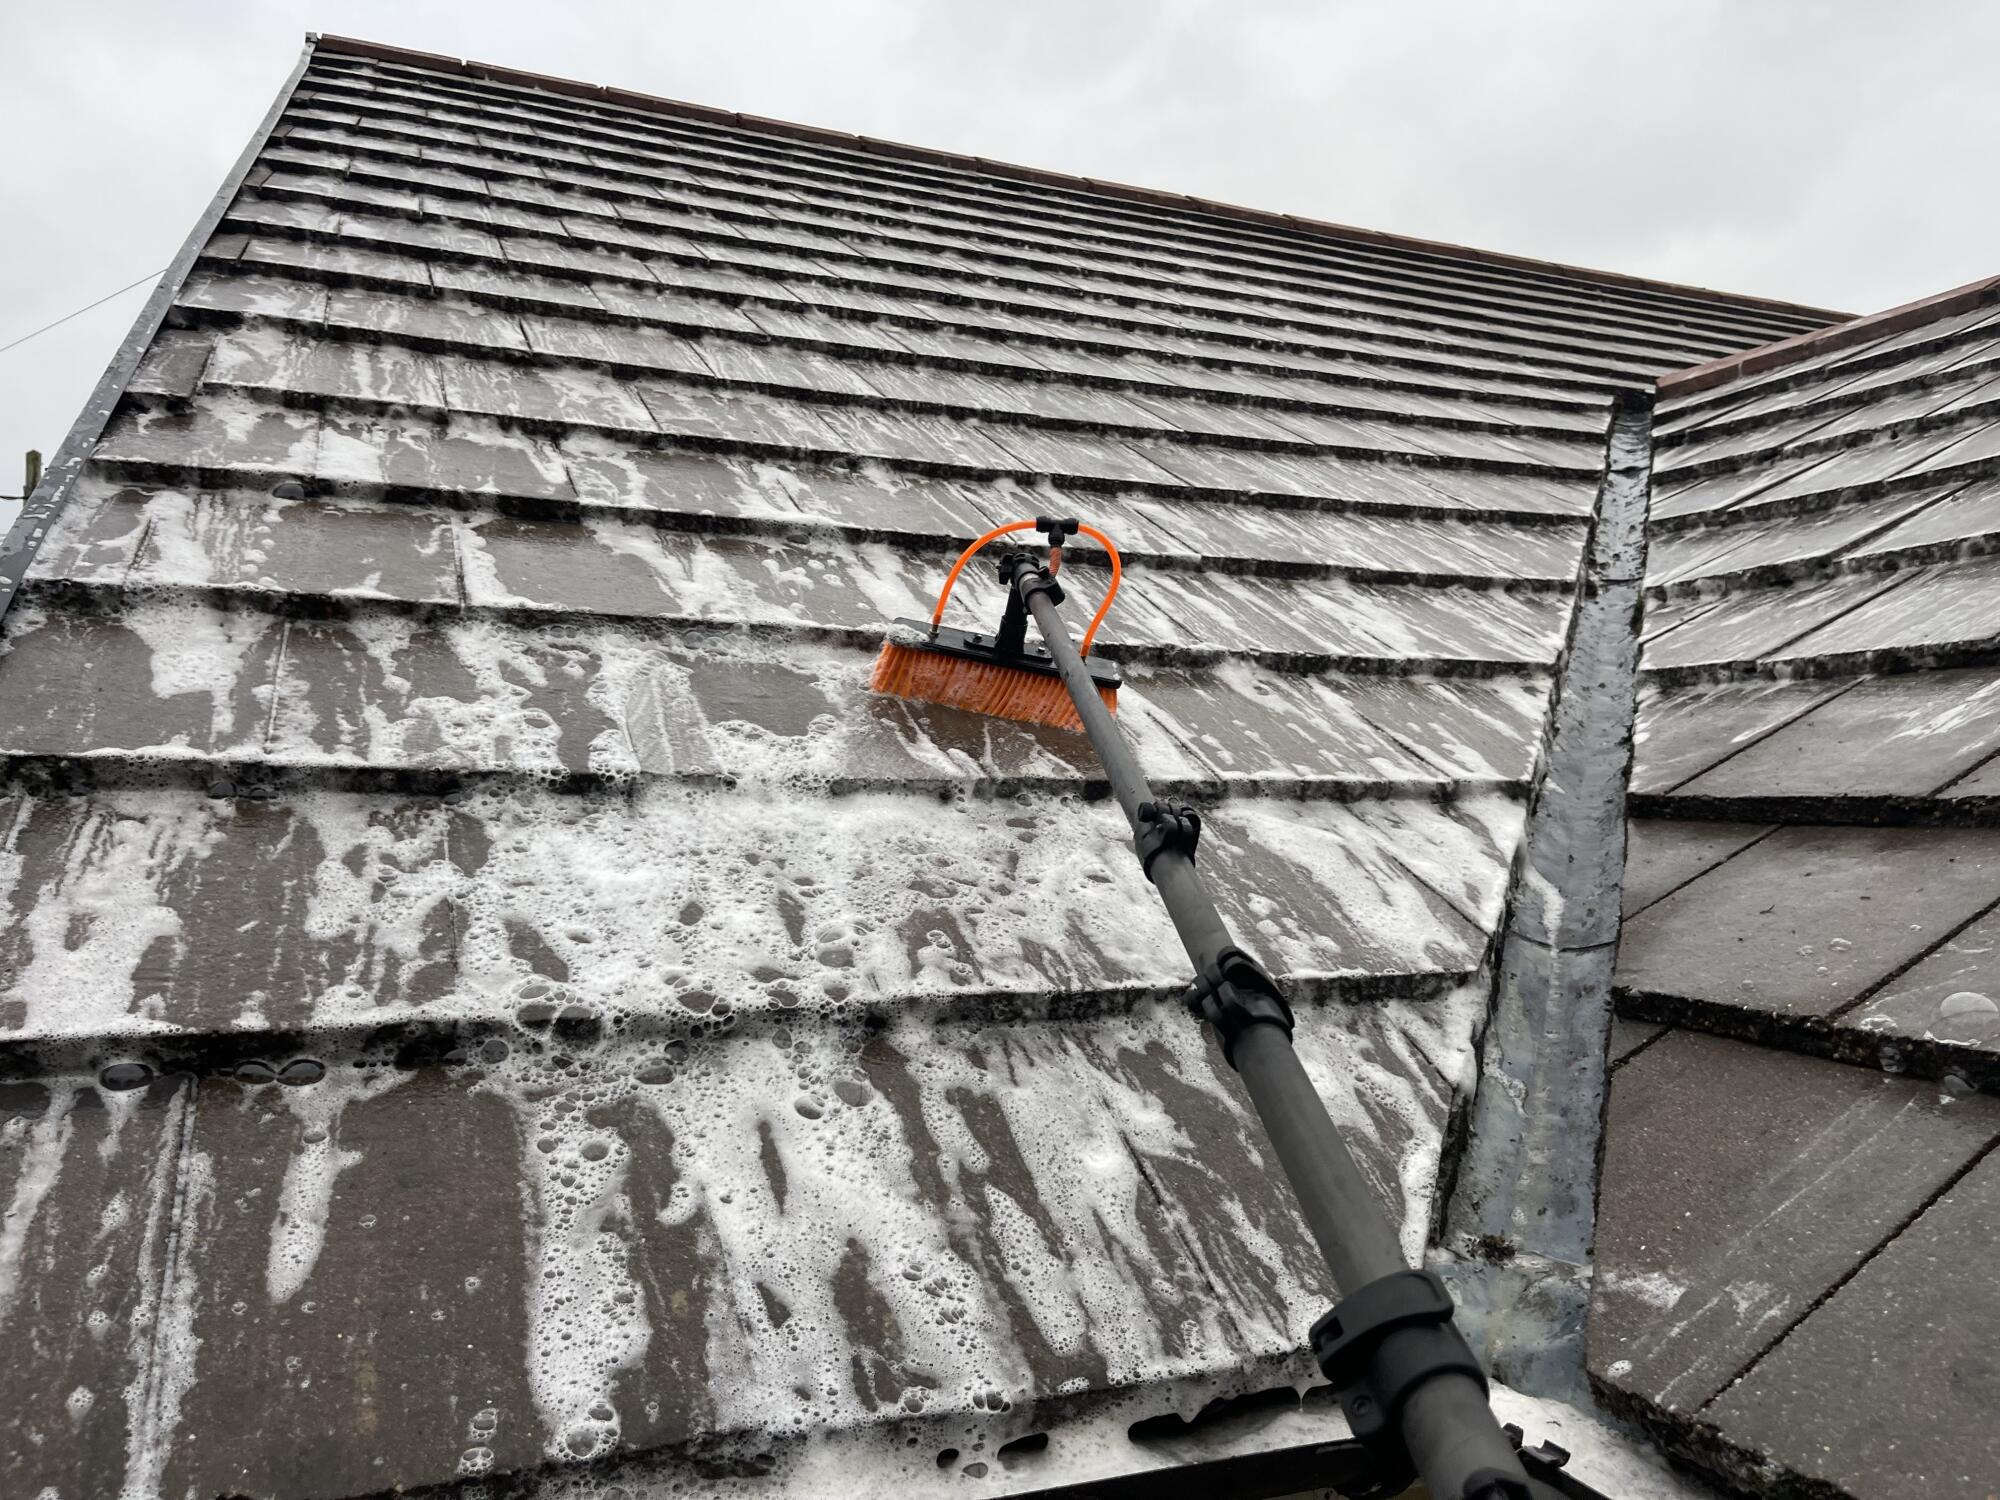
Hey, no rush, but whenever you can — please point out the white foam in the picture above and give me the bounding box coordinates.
[264,1067,406,1303]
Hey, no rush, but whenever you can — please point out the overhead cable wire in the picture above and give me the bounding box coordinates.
[0,266,168,358]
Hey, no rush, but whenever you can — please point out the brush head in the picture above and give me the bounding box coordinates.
[871,624,1118,733]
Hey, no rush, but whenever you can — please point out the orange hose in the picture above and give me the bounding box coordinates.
[926,519,1123,654]
[1073,522,1122,654]
[927,520,1038,628]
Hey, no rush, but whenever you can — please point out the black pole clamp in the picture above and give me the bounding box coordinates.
[1134,799,1201,881]
[1000,552,1064,604]
[1181,944,1292,1066]
[993,553,1065,658]
[1312,1269,1527,1500]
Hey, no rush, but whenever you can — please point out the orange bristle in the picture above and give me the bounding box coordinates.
[871,639,1117,733]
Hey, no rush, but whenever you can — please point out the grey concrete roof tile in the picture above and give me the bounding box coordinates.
[1615,824,2000,1019]
[1606,1016,1667,1063]
[269,166,419,213]
[95,395,320,475]
[1619,820,1773,917]
[127,330,216,401]
[807,355,990,409]
[432,190,569,232]
[500,234,660,283]
[696,339,890,399]
[988,376,1181,432]
[429,257,608,312]
[560,440,800,524]
[777,462,997,539]
[1940,748,2000,800]
[520,313,710,375]
[1418,466,1599,517]
[18,483,150,590]
[264,142,354,174]
[0,790,457,1041]
[316,409,575,499]
[226,195,343,236]
[1753,427,1969,507]
[1365,582,1568,665]
[130,488,460,603]
[1649,457,1826,523]
[1772,557,2000,662]
[1337,675,1550,781]
[1675,668,2000,800]
[0,606,282,762]
[0,1074,194,1497]
[1631,676,1855,792]
[980,424,1186,487]
[1846,905,2000,1067]
[460,515,681,617]
[155,1073,544,1498]
[1846,473,2000,558]
[1701,1147,2000,1498]
[1647,486,1954,587]
[177,269,331,322]
[207,327,447,408]
[1591,1029,2000,1416]
[439,351,656,430]
[1641,572,1910,672]
[347,209,507,261]
[271,619,634,775]
[738,303,909,352]
[326,284,530,350]
[805,401,1017,470]
[1644,523,1769,589]
[1121,662,1443,787]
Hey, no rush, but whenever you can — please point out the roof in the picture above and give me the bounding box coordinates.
[0,32,1971,1500]
[1593,281,2000,1496]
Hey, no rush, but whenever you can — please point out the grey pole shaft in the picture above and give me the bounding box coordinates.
[1019,573,1529,1500]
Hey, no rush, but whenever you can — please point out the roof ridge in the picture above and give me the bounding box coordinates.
[306,31,1851,328]
[1660,272,2000,399]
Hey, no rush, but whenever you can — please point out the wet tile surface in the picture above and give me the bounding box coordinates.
[1592,1030,2000,1414]
[1619,820,1772,917]
[1702,1147,2000,1497]
[0,1076,194,1499]
[5,999,1472,1492]
[1673,668,2000,799]
[1615,825,2000,1018]
[1630,677,1856,793]
[1845,905,2000,1065]
[2,39,1869,1500]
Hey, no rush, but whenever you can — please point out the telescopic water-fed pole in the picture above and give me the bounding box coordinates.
[997,525,1535,1500]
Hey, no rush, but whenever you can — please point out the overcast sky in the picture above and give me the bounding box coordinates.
[5,1,1998,530]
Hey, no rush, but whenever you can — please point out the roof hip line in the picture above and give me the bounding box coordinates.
[1661,272,2000,399]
